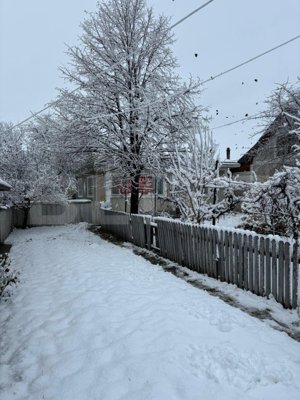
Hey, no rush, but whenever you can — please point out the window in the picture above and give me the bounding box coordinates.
[77,178,84,198]
[156,177,164,195]
[87,176,95,198]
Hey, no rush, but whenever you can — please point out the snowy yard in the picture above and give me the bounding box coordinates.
[1,224,300,400]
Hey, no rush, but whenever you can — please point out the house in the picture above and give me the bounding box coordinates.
[233,112,299,182]
[0,178,11,192]
[76,169,170,214]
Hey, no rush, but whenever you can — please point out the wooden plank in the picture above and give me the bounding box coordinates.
[208,228,213,275]
[171,222,177,262]
[204,227,210,275]
[284,242,291,308]
[212,229,218,279]
[175,223,180,264]
[228,231,234,283]
[190,225,196,270]
[186,224,192,269]
[238,233,244,288]
[265,238,271,297]
[199,227,204,273]
[278,241,284,305]
[168,221,173,259]
[218,230,224,280]
[164,221,170,258]
[205,228,210,275]
[248,235,254,292]
[292,243,299,309]
[182,224,188,268]
[271,239,278,301]
[259,237,265,296]
[195,226,202,273]
[253,236,259,295]
[146,217,151,250]
[243,234,248,291]
[182,224,188,266]
[224,231,230,282]
[161,221,168,257]
[233,232,239,285]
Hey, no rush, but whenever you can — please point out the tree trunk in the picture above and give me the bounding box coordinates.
[130,174,140,214]
[22,207,30,229]
[22,198,31,229]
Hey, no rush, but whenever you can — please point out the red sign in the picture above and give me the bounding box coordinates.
[117,176,153,194]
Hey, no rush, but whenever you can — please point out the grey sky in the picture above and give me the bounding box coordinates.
[1,0,299,159]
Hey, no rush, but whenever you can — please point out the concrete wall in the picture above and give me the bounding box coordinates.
[0,208,13,243]
[13,202,103,228]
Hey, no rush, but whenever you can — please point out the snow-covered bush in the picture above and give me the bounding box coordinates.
[242,81,300,238]
[166,125,244,224]
[242,166,300,238]
[166,126,217,223]
[0,253,18,298]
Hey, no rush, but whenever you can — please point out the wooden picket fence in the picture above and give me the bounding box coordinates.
[1,203,299,309]
[98,209,299,309]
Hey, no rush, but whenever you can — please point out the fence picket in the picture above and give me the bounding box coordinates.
[233,233,239,285]
[243,234,248,291]
[253,236,259,295]
[265,238,271,297]
[271,239,277,300]
[292,243,298,308]
[228,231,234,283]
[238,234,244,288]
[284,242,291,308]
[278,242,284,304]
[248,236,253,292]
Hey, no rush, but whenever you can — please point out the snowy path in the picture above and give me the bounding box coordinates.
[1,225,300,400]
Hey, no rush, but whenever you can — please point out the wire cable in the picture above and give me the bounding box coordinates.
[170,0,214,29]
[202,34,300,85]
[4,14,300,132]
[212,113,261,130]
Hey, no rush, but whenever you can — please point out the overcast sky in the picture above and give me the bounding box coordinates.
[1,0,299,160]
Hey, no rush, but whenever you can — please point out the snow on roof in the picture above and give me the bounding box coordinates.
[0,178,12,191]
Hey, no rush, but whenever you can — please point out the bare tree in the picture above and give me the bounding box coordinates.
[58,0,201,213]
[0,122,70,227]
[166,124,218,223]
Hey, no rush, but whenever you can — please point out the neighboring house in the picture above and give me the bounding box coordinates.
[0,178,11,192]
[234,112,299,182]
[76,169,169,214]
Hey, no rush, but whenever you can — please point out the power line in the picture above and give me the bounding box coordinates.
[212,113,261,130]
[4,15,300,132]
[5,1,215,132]
[69,33,300,124]
[202,34,300,84]
[211,85,300,130]
[170,0,214,29]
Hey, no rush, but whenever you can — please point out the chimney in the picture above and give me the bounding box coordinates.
[226,147,231,160]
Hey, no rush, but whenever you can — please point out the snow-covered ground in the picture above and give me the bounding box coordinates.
[1,224,300,400]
